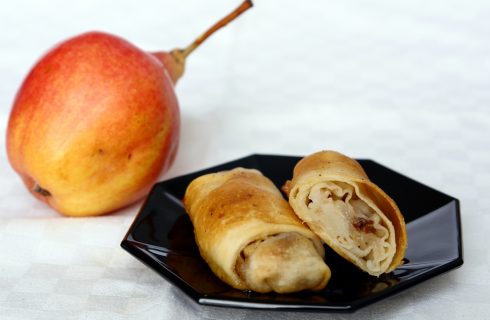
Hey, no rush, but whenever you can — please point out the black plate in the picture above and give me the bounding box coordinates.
[121,154,463,312]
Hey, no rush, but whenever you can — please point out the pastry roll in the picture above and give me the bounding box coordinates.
[183,168,331,293]
[284,151,407,276]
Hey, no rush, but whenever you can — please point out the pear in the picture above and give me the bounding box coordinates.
[6,1,253,216]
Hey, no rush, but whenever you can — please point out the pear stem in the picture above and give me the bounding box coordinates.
[165,0,253,84]
[180,0,253,58]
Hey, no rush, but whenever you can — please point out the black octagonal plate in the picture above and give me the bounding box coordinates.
[121,154,463,312]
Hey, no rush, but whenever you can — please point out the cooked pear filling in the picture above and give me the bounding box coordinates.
[236,232,329,293]
[306,181,394,274]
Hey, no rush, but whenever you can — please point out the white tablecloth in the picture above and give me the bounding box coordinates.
[1,0,489,319]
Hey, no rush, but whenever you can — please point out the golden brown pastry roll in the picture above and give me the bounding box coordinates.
[284,151,407,277]
[183,168,331,293]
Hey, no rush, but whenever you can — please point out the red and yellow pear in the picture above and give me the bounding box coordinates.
[6,1,253,216]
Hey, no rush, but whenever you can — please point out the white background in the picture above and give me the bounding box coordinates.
[1,0,489,319]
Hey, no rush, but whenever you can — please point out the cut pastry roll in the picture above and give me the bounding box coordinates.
[183,168,331,293]
[284,151,407,276]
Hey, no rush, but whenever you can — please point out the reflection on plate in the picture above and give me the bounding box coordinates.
[121,154,463,312]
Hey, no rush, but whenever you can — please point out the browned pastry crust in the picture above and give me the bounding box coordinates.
[284,151,407,276]
[183,168,331,293]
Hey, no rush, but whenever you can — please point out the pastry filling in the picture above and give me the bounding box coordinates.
[306,181,394,274]
[236,232,329,293]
